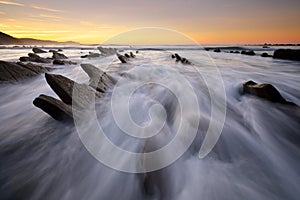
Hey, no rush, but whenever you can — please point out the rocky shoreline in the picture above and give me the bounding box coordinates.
[0,47,299,122]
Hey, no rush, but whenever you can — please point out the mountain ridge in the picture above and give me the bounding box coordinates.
[0,31,79,45]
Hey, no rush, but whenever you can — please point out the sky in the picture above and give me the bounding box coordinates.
[0,0,299,44]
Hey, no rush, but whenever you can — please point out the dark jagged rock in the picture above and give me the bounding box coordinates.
[81,52,101,58]
[17,62,49,74]
[263,43,270,48]
[19,53,51,63]
[181,58,191,64]
[214,48,221,53]
[273,49,300,61]
[33,70,115,121]
[172,53,191,64]
[124,53,130,58]
[241,50,255,56]
[19,56,30,62]
[81,63,115,92]
[136,50,139,54]
[0,60,48,82]
[58,49,63,52]
[45,73,99,109]
[174,53,181,61]
[243,80,296,106]
[130,52,136,58]
[49,49,58,53]
[28,53,52,63]
[53,60,77,65]
[171,54,176,59]
[241,50,256,56]
[33,94,73,121]
[52,52,68,60]
[117,53,128,63]
[32,47,47,54]
[261,53,272,58]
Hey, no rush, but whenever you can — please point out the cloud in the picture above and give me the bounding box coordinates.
[0,0,24,7]
[0,11,6,15]
[0,1,64,13]
[30,5,64,13]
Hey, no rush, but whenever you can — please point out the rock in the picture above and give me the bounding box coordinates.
[33,94,73,122]
[261,52,272,57]
[136,50,139,54]
[214,48,221,53]
[241,50,256,56]
[49,49,58,53]
[171,54,176,59]
[81,63,115,92]
[19,56,30,62]
[273,49,300,61]
[243,80,296,105]
[124,53,130,58]
[0,60,48,82]
[130,52,136,58]
[52,52,68,60]
[53,60,77,65]
[81,52,101,58]
[263,43,269,48]
[117,53,128,63]
[32,47,47,54]
[19,53,51,63]
[181,58,191,64]
[97,47,117,56]
[174,53,181,61]
[58,49,63,52]
[45,73,100,109]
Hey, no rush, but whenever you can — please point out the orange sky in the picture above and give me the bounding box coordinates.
[0,0,300,44]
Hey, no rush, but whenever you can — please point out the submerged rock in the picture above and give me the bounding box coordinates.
[214,48,221,53]
[174,53,181,61]
[32,47,47,54]
[33,94,73,121]
[261,52,272,57]
[117,53,129,63]
[53,60,77,65]
[124,53,130,58]
[52,52,68,60]
[81,52,101,58]
[130,52,136,58]
[273,49,300,61]
[241,50,256,56]
[173,53,191,64]
[243,80,296,105]
[0,60,48,82]
[49,49,58,53]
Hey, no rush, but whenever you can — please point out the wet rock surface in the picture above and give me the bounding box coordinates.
[243,80,297,106]
[0,60,49,82]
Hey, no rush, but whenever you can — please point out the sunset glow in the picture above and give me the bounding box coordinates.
[0,0,299,44]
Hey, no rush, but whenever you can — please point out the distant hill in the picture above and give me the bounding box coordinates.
[0,31,79,45]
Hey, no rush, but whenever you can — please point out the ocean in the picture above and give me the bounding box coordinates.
[0,45,299,200]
